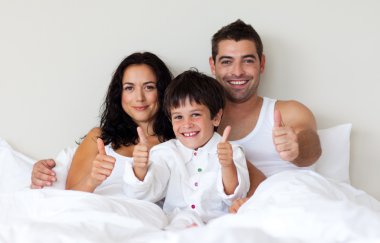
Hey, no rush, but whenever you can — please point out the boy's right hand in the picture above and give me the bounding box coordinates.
[132,127,149,181]
[31,159,57,189]
[90,138,116,187]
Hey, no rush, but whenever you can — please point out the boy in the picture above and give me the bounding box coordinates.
[123,70,249,228]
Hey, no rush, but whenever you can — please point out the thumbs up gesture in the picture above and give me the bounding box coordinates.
[217,126,234,167]
[272,109,299,161]
[133,127,150,181]
[90,138,116,187]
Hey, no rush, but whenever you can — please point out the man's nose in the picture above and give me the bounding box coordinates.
[231,63,245,77]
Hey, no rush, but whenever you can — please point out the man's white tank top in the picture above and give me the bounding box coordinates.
[233,97,299,177]
[94,144,132,197]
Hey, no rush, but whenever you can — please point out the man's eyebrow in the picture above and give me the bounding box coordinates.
[242,54,257,59]
[217,54,257,62]
[217,56,233,62]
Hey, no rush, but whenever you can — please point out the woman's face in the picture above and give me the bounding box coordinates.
[121,64,159,126]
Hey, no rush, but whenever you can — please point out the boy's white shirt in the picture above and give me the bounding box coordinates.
[123,132,250,223]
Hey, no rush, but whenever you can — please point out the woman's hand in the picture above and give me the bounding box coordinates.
[89,138,116,187]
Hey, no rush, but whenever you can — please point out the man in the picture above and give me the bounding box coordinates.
[210,20,322,210]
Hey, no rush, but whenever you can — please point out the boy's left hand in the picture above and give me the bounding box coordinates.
[217,125,234,167]
[229,197,249,213]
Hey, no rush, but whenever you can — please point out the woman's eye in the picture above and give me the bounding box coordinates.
[144,85,157,91]
[173,115,182,120]
[124,86,133,91]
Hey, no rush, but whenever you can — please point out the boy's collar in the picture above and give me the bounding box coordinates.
[175,132,221,164]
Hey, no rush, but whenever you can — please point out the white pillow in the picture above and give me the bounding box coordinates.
[0,138,35,192]
[313,123,352,184]
[0,138,77,192]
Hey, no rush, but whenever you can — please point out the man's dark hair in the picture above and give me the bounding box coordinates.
[211,19,263,62]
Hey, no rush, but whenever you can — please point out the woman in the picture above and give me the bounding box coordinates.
[31,52,175,196]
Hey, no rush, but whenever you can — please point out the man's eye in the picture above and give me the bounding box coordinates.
[221,60,231,65]
[244,59,255,64]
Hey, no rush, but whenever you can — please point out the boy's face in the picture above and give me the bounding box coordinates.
[170,98,222,150]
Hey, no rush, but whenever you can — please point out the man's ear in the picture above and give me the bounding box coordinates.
[209,56,216,75]
[260,54,266,73]
[212,109,223,127]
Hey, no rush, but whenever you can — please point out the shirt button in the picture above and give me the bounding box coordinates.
[197,168,202,172]
[194,152,197,156]
[194,182,198,187]
[191,204,196,209]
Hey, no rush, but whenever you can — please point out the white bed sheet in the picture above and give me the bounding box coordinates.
[1,171,379,243]
[1,137,380,242]
[0,189,166,243]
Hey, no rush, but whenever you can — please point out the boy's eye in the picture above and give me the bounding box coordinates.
[191,113,200,117]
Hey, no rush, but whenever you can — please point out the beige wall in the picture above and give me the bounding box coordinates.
[1,0,379,200]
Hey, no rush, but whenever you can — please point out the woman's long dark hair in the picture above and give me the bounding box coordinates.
[100,52,175,149]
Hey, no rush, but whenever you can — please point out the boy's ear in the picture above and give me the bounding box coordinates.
[212,109,223,127]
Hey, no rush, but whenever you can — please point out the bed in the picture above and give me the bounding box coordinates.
[1,124,380,243]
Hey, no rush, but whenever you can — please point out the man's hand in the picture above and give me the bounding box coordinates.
[132,127,149,181]
[272,109,299,161]
[31,159,57,189]
[89,138,116,187]
[229,197,249,214]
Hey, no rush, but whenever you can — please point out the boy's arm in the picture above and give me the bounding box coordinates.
[124,142,170,203]
[132,127,149,181]
[218,126,239,195]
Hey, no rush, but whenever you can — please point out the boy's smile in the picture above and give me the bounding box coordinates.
[170,98,222,150]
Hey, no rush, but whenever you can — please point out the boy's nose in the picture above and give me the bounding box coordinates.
[183,119,194,128]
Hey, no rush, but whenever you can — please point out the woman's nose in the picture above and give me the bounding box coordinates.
[135,87,145,101]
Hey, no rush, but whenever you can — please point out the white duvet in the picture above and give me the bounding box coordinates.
[1,138,380,243]
[1,171,380,243]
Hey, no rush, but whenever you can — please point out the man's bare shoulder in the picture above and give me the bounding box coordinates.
[275,99,313,115]
[275,99,317,130]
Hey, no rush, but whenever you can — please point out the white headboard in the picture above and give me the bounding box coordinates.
[1,0,379,200]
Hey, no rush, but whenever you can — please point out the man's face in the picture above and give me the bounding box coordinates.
[210,39,265,103]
